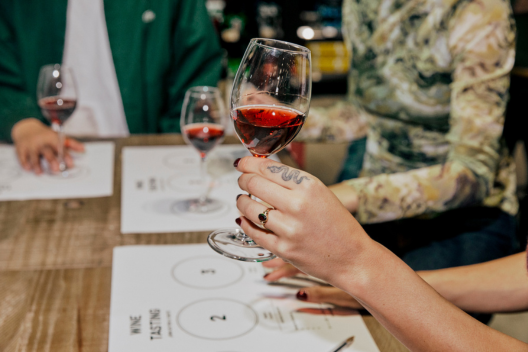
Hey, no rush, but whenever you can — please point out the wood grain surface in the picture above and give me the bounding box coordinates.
[0,135,408,352]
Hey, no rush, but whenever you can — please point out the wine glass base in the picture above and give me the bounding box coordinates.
[46,166,85,179]
[171,198,228,216]
[207,228,276,262]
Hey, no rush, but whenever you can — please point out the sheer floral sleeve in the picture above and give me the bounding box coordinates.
[297,99,368,143]
[345,0,517,224]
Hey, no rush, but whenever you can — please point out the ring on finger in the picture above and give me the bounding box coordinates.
[258,207,274,230]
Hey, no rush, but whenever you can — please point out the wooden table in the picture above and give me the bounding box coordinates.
[0,135,408,352]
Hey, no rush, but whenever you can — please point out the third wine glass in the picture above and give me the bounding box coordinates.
[37,64,78,177]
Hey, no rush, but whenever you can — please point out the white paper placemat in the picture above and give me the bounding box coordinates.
[121,145,276,234]
[108,244,380,352]
[0,141,114,200]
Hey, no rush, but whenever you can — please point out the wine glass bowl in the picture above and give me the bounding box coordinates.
[208,39,311,262]
[233,39,311,158]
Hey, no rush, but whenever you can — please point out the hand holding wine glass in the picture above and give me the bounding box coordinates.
[208,38,311,262]
[11,118,84,175]
[233,156,369,284]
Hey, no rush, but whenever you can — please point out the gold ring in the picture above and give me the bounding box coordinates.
[258,207,273,230]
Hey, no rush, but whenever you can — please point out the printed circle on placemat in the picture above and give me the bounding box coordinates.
[166,173,227,193]
[177,299,258,340]
[166,173,203,193]
[163,153,198,169]
[170,198,231,220]
[41,166,90,181]
[172,256,244,289]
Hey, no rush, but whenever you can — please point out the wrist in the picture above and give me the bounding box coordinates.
[331,239,417,305]
[11,118,45,142]
[326,232,380,293]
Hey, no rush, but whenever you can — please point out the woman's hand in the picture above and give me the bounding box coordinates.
[262,257,302,280]
[295,286,363,309]
[263,258,363,309]
[11,118,84,174]
[235,156,373,285]
[234,157,528,351]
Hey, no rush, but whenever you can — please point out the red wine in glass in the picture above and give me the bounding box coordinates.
[183,123,225,158]
[233,105,305,157]
[38,96,77,125]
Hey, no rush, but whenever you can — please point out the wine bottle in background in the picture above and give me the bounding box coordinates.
[256,2,283,39]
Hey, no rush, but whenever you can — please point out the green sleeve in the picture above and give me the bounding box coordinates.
[0,4,41,142]
[159,0,223,133]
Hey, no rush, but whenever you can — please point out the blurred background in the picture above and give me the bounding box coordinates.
[206,0,349,96]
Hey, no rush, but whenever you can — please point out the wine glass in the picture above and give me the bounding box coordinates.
[208,39,311,262]
[37,64,78,177]
[172,86,228,215]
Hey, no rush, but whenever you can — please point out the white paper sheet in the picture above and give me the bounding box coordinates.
[0,142,114,200]
[109,244,380,352]
[121,145,277,234]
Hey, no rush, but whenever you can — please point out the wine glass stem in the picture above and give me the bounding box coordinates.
[236,231,250,242]
[198,155,208,207]
[55,123,66,172]
[246,154,267,202]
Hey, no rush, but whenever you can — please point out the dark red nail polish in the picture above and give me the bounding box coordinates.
[296,290,308,301]
[263,273,270,279]
[236,194,242,201]
[234,158,241,167]
[235,217,242,226]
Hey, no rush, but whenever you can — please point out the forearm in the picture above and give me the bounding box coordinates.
[345,161,488,223]
[419,252,528,313]
[297,101,368,142]
[333,241,527,351]
[329,182,359,212]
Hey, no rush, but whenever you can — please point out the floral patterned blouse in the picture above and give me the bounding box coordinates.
[303,0,518,224]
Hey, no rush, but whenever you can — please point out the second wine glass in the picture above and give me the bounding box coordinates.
[208,38,312,262]
[174,86,228,215]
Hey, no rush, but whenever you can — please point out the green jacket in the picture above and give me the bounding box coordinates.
[0,0,222,141]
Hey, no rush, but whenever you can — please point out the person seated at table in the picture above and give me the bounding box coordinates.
[296,0,519,277]
[233,156,528,351]
[0,0,222,174]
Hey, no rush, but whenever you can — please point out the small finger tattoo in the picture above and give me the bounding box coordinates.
[267,166,309,184]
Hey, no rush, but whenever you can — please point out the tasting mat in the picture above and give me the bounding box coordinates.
[108,244,380,352]
[0,141,114,201]
[120,144,277,234]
